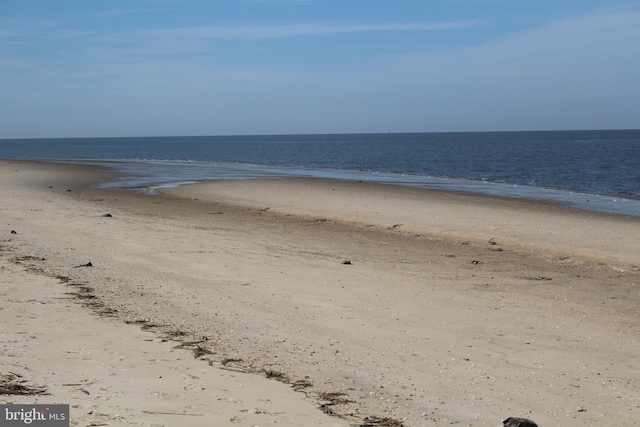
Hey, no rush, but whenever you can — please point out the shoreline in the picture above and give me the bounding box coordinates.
[2,160,640,426]
[10,157,640,219]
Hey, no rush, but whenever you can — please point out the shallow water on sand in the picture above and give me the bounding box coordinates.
[2,130,639,217]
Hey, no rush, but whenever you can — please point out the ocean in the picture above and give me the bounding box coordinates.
[1,130,639,217]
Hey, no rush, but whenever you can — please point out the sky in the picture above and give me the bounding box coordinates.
[1,0,639,138]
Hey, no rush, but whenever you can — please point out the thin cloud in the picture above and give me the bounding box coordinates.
[151,20,481,40]
[96,7,183,16]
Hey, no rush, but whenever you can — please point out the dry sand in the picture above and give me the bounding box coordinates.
[1,160,639,426]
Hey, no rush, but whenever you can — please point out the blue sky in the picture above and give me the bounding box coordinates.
[1,0,639,138]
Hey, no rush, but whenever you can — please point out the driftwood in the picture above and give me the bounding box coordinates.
[142,410,203,416]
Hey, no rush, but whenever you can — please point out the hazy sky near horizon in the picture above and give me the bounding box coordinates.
[1,0,639,138]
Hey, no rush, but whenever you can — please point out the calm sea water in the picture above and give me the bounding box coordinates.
[1,130,640,217]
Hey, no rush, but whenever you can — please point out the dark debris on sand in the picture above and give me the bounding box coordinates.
[0,373,48,396]
[503,417,539,427]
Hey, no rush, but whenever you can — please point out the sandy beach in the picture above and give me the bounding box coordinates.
[1,160,639,426]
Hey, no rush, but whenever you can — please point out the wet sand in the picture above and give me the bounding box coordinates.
[1,160,639,426]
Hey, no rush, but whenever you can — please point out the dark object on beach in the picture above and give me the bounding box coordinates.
[10,230,17,234]
[341,259,352,265]
[503,417,538,427]
[102,213,113,217]
[360,415,404,426]
[74,262,93,268]
[0,373,48,396]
